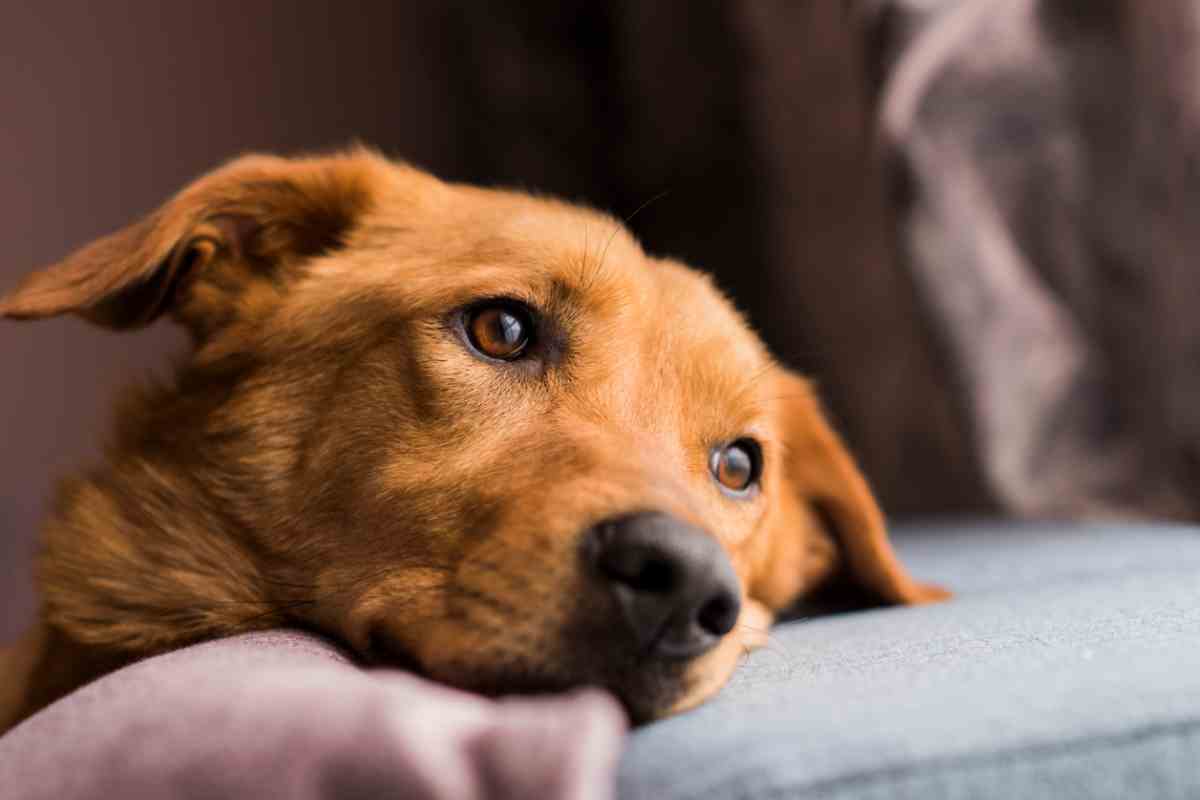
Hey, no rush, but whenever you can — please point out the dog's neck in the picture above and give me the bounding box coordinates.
[35,461,273,651]
[2,384,284,731]
[1,354,340,732]
[1,459,270,732]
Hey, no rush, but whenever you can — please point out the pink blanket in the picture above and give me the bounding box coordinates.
[0,630,627,800]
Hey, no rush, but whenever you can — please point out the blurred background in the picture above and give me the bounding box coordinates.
[4,0,1198,642]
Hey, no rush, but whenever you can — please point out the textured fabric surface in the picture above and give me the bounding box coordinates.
[0,630,626,800]
[620,522,1200,799]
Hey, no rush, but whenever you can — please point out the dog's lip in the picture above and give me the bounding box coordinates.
[645,630,718,661]
[634,612,717,662]
[362,627,690,722]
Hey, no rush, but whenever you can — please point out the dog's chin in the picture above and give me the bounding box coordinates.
[360,629,708,723]
[427,660,700,724]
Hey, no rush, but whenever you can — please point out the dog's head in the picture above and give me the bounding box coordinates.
[1,150,945,720]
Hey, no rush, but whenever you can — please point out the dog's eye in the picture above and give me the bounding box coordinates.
[465,303,533,360]
[711,439,761,494]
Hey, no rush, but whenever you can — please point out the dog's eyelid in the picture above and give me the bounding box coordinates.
[457,295,545,326]
[460,289,542,312]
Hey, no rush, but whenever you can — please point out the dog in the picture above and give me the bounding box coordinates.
[0,149,946,732]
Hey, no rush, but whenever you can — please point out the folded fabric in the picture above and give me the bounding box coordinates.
[0,630,626,800]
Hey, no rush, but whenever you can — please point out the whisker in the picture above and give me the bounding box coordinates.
[591,189,672,292]
[622,189,671,227]
[737,626,798,676]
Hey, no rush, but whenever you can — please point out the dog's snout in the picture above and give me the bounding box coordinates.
[586,512,741,660]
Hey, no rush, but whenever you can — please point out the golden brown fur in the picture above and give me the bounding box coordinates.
[0,149,946,732]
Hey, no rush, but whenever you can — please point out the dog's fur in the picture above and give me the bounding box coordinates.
[0,150,945,732]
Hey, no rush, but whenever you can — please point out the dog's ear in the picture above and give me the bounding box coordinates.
[0,149,386,336]
[752,369,950,612]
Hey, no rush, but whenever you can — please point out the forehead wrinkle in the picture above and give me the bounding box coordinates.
[421,218,640,309]
[306,183,649,323]
[472,199,645,314]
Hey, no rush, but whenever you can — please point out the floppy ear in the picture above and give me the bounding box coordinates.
[752,369,949,612]
[0,149,385,336]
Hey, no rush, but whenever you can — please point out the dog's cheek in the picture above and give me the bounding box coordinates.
[749,493,839,613]
[658,593,771,718]
[738,598,775,652]
[659,634,746,718]
[325,569,450,659]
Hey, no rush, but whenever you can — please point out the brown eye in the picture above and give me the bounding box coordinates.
[710,439,761,494]
[466,303,533,360]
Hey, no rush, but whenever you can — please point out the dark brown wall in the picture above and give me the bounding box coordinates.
[0,2,466,642]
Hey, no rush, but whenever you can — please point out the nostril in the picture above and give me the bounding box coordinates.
[629,556,677,594]
[598,546,678,594]
[697,590,739,637]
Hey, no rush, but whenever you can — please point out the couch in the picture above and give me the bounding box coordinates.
[4,520,1197,799]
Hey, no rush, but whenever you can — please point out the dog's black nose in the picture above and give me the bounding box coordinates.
[586,512,742,660]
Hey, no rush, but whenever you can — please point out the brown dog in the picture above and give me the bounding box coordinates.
[0,149,945,732]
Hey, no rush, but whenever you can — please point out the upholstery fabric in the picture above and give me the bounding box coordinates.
[0,630,626,800]
[620,522,1200,799]
[2,522,1195,799]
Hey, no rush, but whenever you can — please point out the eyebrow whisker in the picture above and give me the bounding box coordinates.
[581,190,672,295]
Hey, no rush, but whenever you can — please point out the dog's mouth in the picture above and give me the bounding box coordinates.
[430,658,695,724]
[361,624,697,723]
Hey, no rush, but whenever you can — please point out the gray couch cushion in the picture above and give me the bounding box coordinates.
[620,522,1200,799]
